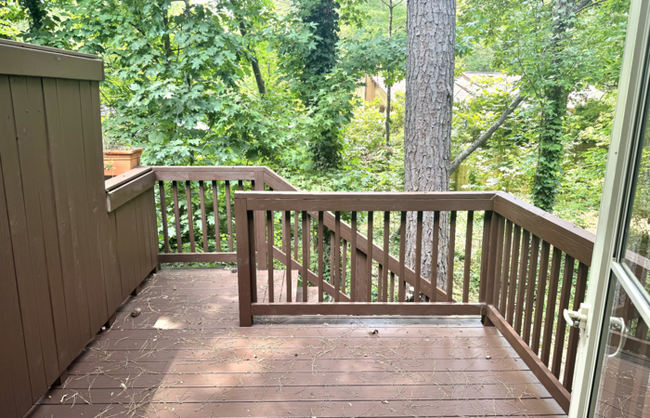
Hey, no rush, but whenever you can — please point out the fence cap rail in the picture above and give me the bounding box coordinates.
[235,191,497,212]
[0,39,104,81]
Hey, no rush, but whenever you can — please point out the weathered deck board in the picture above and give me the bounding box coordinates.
[27,269,567,418]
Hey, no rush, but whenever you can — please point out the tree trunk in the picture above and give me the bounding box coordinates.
[385,84,392,146]
[532,0,575,211]
[404,0,456,294]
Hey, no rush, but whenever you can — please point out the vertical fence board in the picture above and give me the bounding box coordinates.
[366,211,374,302]
[463,211,474,303]
[318,211,325,302]
[541,247,562,366]
[350,211,357,302]
[302,211,310,302]
[212,181,221,252]
[414,211,423,302]
[185,181,195,252]
[515,230,531,334]
[334,212,341,301]
[0,156,33,417]
[446,211,457,302]
[491,216,505,306]
[499,221,513,313]
[479,211,493,302]
[226,181,233,251]
[159,182,170,253]
[507,225,521,323]
[200,181,208,252]
[532,242,551,355]
[382,211,390,302]
[430,211,440,302]
[523,236,541,344]
[172,181,182,253]
[283,210,292,302]
[399,211,406,302]
[267,211,274,303]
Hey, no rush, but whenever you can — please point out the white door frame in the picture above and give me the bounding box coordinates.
[569,1,650,416]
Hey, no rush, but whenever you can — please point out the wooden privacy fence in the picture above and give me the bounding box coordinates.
[234,190,603,413]
[0,41,158,418]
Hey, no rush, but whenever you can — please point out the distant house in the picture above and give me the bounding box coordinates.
[357,72,602,110]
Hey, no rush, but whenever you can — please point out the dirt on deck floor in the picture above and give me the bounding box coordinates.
[26,268,567,417]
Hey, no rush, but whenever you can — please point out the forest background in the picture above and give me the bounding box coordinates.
[1,0,631,234]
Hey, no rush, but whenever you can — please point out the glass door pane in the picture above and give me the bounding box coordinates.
[592,278,650,416]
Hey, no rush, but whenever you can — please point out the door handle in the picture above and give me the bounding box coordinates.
[607,317,627,358]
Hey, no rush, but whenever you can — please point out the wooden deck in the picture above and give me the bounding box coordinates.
[26,269,566,417]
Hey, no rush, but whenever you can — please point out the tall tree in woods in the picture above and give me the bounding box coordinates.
[404,0,456,292]
[294,0,344,171]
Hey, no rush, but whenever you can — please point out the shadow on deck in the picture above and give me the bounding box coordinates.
[26,268,566,418]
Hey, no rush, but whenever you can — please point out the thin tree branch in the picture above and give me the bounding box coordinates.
[449,94,525,173]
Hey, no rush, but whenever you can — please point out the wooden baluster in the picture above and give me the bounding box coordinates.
[414,211,423,302]
[159,181,170,253]
[366,211,373,302]
[478,211,493,302]
[225,180,233,252]
[563,262,588,390]
[172,181,182,253]
[267,211,274,303]
[212,181,221,252]
[523,236,541,344]
[398,211,407,302]
[199,181,208,252]
[350,212,357,302]
[541,247,562,366]
[506,225,521,323]
[486,213,501,306]
[462,211,473,303]
[382,211,390,302]
[302,211,309,302]
[552,254,575,378]
[294,211,299,261]
[342,239,347,294]
[447,211,457,302]
[185,181,196,252]
[430,211,440,302]
[378,264,383,300]
[330,232,335,285]
[514,230,531,333]
[238,180,244,191]
[390,272,395,302]
[283,210,292,302]
[334,212,341,302]
[318,211,324,302]
[532,241,551,355]
[490,215,505,306]
[499,221,513,312]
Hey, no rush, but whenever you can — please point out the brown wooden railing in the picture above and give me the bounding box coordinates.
[233,188,604,413]
[151,166,267,266]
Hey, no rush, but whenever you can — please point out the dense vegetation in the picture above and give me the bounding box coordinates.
[3,0,629,231]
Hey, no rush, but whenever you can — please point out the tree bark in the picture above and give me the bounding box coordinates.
[532,0,575,211]
[237,21,267,96]
[404,0,456,293]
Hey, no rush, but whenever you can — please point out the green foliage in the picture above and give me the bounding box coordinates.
[459,0,629,211]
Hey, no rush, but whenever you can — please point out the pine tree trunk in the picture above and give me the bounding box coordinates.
[404,0,456,295]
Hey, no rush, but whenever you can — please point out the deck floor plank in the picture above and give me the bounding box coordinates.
[26,268,567,417]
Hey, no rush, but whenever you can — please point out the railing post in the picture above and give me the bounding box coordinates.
[235,195,255,326]
[254,170,267,270]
